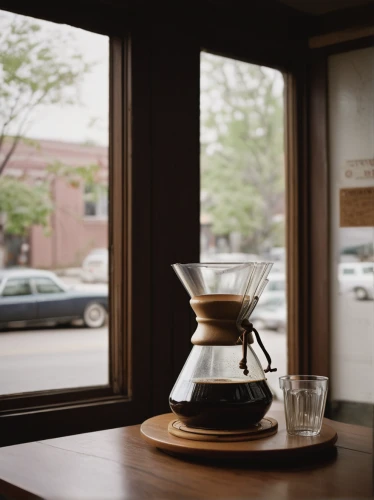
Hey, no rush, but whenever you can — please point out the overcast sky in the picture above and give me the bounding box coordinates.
[0,10,109,147]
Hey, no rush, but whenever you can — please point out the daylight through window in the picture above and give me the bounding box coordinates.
[0,10,110,395]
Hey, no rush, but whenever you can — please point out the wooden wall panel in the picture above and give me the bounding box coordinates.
[149,25,200,415]
[308,55,330,378]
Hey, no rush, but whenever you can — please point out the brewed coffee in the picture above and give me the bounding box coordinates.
[169,378,272,430]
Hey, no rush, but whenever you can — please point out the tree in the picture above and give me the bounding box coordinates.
[0,13,90,175]
[0,12,99,242]
[200,53,285,255]
[0,176,52,236]
[0,163,102,237]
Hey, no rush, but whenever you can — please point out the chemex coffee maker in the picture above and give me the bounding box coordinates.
[142,262,279,454]
[169,262,277,435]
[165,262,277,440]
[141,262,337,459]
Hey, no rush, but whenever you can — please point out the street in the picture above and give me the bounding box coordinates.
[0,276,109,395]
[0,275,286,398]
[0,323,286,398]
[0,290,371,400]
[0,326,109,394]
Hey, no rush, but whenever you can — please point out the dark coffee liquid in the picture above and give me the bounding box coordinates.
[169,378,272,430]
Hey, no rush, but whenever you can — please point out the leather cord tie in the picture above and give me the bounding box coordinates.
[240,319,277,375]
[239,330,250,375]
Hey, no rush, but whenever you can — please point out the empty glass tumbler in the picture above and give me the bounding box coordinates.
[279,375,328,436]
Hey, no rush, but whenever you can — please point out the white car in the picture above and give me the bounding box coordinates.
[81,248,108,283]
[338,262,374,300]
[261,273,286,303]
[250,296,287,332]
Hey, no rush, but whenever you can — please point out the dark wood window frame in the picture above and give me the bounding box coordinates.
[0,38,131,412]
[0,12,153,445]
[0,6,201,445]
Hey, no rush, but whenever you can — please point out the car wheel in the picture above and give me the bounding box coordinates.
[355,287,368,301]
[83,303,106,328]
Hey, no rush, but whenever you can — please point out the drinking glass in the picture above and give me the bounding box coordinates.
[279,375,328,436]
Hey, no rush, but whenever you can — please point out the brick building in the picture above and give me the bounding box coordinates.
[2,139,108,269]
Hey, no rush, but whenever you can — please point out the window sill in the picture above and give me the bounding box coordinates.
[83,216,108,222]
[0,394,142,447]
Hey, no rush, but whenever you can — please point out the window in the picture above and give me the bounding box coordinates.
[0,0,146,446]
[2,278,32,296]
[200,52,286,400]
[0,10,109,396]
[329,46,374,426]
[84,184,108,218]
[33,277,64,294]
[342,268,356,275]
[363,267,373,274]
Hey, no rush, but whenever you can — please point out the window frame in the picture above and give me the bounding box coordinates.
[0,28,146,444]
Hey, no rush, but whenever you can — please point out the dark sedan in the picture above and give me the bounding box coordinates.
[0,269,108,329]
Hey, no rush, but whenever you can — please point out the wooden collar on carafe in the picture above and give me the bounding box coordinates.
[189,294,253,346]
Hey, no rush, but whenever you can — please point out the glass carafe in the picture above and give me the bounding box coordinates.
[169,262,276,430]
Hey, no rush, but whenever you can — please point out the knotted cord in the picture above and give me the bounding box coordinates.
[240,319,277,375]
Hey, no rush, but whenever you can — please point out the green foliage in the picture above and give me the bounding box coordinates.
[0,176,53,236]
[0,13,90,174]
[201,53,285,254]
[46,162,100,188]
[0,163,104,236]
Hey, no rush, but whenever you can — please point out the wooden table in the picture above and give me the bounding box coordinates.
[0,410,372,499]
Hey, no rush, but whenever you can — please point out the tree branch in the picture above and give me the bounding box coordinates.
[0,90,23,155]
[0,88,49,175]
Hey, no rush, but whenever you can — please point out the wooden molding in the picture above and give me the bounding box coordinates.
[285,74,298,374]
[308,55,330,379]
[310,25,374,49]
[285,64,314,375]
[109,37,126,395]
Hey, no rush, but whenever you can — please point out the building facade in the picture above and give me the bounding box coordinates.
[2,139,108,269]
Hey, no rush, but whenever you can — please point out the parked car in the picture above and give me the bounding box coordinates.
[0,268,108,329]
[260,273,286,303]
[81,248,108,283]
[250,295,287,332]
[338,262,374,300]
[270,262,285,274]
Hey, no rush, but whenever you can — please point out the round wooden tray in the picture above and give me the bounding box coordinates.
[140,413,338,460]
[168,417,278,442]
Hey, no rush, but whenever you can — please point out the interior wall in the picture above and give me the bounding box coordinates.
[328,46,374,407]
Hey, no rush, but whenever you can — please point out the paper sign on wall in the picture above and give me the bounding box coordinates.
[340,187,374,227]
[342,159,374,182]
